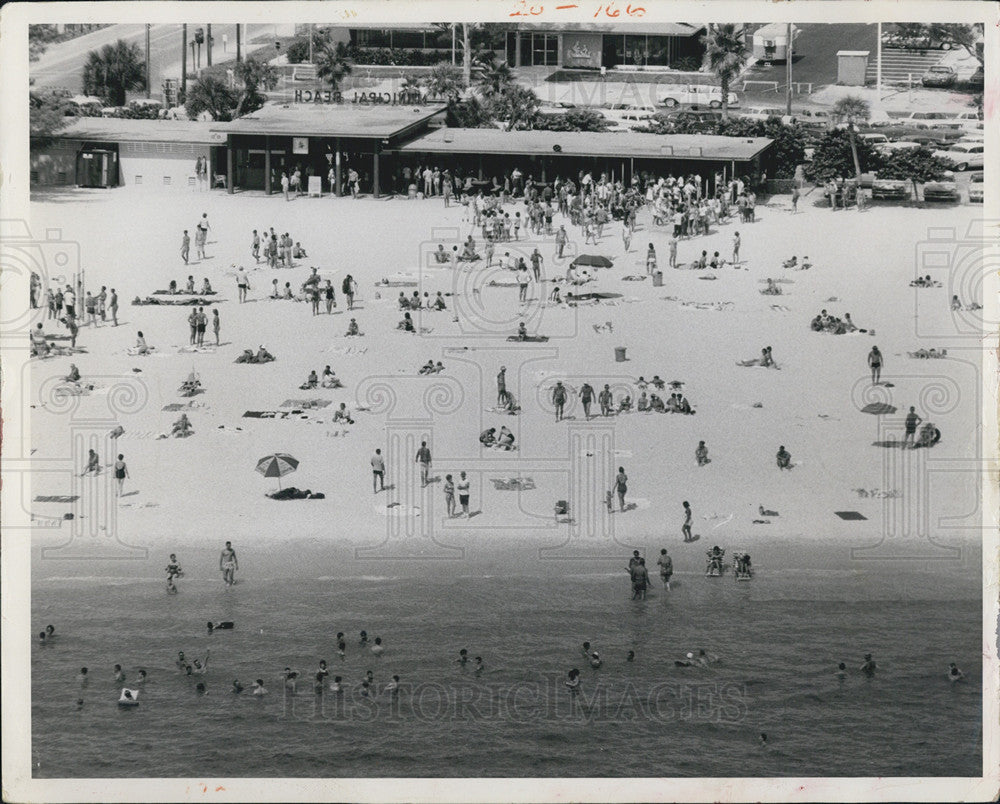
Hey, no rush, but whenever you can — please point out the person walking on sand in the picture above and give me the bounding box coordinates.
[236,267,250,304]
[904,407,922,449]
[371,448,385,493]
[695,441,710,466]
[181,230,190,264]
[109,288,118,326]
[668,235,678,269]
[113,454,129,495]
[646,244,657,275]
[791,185,800,214]
[444,473,456,517]
[555,225,568,259]
[613,466,628,513]
[219,541,238,587]
[552,381,567,422]
[579,382,595,420]
[732,231,741,264]
[868,346,883,385]
[342,274,356,310]
[682,501,692,541]
[457,471,471,517]
[415,441,432,487]
[599,384,613,417]
[212,309,220,345]
[497,367,507,407]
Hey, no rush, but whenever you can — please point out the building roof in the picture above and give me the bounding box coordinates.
[56,117,223,145]
[210,103,444,139]
[517,22,703,37]
[398,128,772,162]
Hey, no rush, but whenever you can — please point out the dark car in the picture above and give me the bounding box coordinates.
[922,180,960,202]
[871,125,964,145]
[921,65,957,88]
[965,66,984,90]
[871,178,910,201]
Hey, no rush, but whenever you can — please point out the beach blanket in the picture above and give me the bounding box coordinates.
[162,402,203,412]
[327,345,368,355]
[487,277,520,287]
[621,275,648,282]
[34,495,79,503]
[153,290,218,295]
[132,296,219,306]
[378,272,420,287]
[280,399,331,409]
[490,477,536,491]
[243,410,290,419]
[177,345,216,354]
[507,335,549,342]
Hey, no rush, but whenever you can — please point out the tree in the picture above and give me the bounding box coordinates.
[534,108,614,132]
[807,128,881,183]
[831,95,871,183]
[81,39,146,106]
[701,24,747,120]
[489,84,540,131]
[475,54,514,98]
[316,42,353,93]
[234,56,278,117]
[716,117,807,179]
[30,90,72,147]
[887,23,983,64]
[445,96,494,128]
[184,74,239,121]
[876,146,951,201]
[426,64,464,102]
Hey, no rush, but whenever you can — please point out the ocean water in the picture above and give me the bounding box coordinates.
[31,554,982,779]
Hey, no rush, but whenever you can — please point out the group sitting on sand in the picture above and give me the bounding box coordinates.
[399,291,448,311]
[480,425,516,450]
[810,310,861,335]
[637,391,693,414]
[917,422,942,449]
[739,346,777,368]
[911,275,941,288]
[235,345,275,364]
[908,348,948,359]
[166,277,213,295]
[782,255,811,270]
[760,278,783,296]
[951,295,983,312]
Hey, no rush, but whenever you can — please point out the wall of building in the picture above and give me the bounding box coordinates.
[30,140,80,186]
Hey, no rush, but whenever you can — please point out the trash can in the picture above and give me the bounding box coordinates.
[614,346,627,362]
[652,270,663,287]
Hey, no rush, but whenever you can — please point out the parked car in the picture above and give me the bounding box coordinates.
[965,65,984,90]
[948,111,984,132]
[922,180,960,202]
[894,110,962,129]
[883,27,954,50]
[795,108,832,130]
[921,65,957,88]
[659,109,724,133]
[877,141,923,156]
[659,85,740,109]
[874,124,964,144]
[932,142,984,171]
[871,178,911,201]
[859,133,890,146]
[738,107,796,125]
[968,172,983,203]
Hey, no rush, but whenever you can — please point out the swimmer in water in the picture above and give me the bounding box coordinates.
[759,733,768,746]
[589,652,602,669]
[860,653,877,677]
[45,624,56,638]
[75,698,84,711]
[364,670,375,686]
[384,675,400,696]
[252,679,267,696]
[581,641,592,659]
[166,576,178,595]
[456,649,469,667]
[314,672,326,694]
[219,541,238,587]
[136,670,147,684]
[675,652,696,667]
[190,650,210,675]
[114,664,126,683]
[371,637,384,657]
[175,651,188,672]
[195,682,208,695]
[207,621,235,633]
[39,631,48,643]
[948,663,965,683]
[166,554,182,583]
[317,660,329,681]
[626,650,635,662]
[337,640,347,660]
[232,680,244,694]
[835,662,847,680]
[360,681,371,697]
[697,649,718,666]
[474,657,484,676]
[565,668,581,693]
[283,668,299,692]
[77,667,89,685]
[330,675,343,694]
[359,630,369,647]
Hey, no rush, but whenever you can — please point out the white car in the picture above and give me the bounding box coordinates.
[895,110,964,129]
[739,107,796,125]
[968,172,983,203]
[859,133,890,146]
[877,140,922,155]
[659,85,740,109]
[932,142,985,171]
[948,111,984,132]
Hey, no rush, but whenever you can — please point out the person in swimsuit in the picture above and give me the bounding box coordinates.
[948,662,965,683]
[860,653,877,677]
[219,541,238,587]
[113,454,128,494]
[868,346,883,385]
[457,471,471,517]
[443,474,456,517]
[551,382,567,422]
[207,621,234,632]
[657,549,673,589]
[904,407,922,449]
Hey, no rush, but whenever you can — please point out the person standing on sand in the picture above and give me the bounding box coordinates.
[695,441,710,466]
[613,466,628,512]
[236,267,250,303]
[371,448,385,493]
[113,454,129,495]
[415,441,432,487]
[868,346,883,385]
[196,307,207,346]
[646,244,657,275]
[579,382,595,420]
[497,367,507,407]
[668,236,678,269]
[555,225,568,259]
[342,274,356,310]
[109,288,118,326]
[187,308,198,345]
[443,474,456,517]
[457,471,471,517]
[732,231,741,264]
[220,541,238,587]
[181,230,190,264]
[904,407,922,449]
[599,384,613,417]
[212,309,220,345]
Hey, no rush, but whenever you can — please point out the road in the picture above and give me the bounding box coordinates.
[30,23,279,97]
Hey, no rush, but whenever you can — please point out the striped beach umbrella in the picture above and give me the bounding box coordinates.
[255,453,299,489]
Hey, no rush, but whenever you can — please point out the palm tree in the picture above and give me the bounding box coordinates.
[475,54,514,98]
[316,42,353,94]
[184,74,239,121]
[492,84,539,131]
[701,24,747,120]
[426,64,463,102]
[831,95,871,182]
[81,39,145,106]
[234,56,278,117]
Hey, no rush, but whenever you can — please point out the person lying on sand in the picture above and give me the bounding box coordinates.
[910,275,940,288]
[171,413,193,438]
[908,348,948,359]
[267,487,325,500]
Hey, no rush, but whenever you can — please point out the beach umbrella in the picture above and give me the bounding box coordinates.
[571,254,614,269]
[255,453,299,489]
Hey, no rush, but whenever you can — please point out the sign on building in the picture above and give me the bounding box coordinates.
[292,137,309,155]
